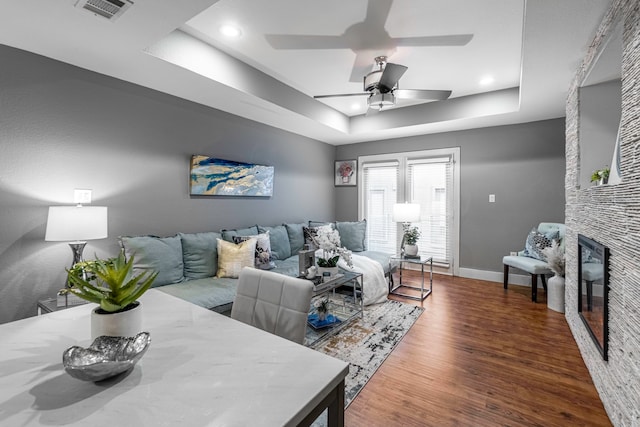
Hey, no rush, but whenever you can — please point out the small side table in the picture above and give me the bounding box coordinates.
[37,295,87,315]
[37,298,61,315]
[388,255,433,301]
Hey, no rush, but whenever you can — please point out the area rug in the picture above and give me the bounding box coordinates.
[309,299,424,407]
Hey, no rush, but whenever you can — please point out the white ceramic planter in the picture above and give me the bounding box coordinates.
[404,244,419,256]
[91,301,143,340]
[547,275,565,313]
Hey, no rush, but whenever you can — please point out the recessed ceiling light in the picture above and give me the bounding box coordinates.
[220,24,242,38]
[479,76,495,86]
[350,103,361,111]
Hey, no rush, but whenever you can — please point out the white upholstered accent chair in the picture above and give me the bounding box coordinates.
[231,267,313,345]
[503,222,566,302]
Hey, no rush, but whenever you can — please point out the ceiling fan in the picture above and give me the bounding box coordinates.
[264,0,473,83]
[313,56,452,112]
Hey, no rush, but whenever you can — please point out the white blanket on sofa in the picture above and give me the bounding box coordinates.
[337,253,388,306]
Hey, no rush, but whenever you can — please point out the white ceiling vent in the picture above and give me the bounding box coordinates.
[75,0,133,21]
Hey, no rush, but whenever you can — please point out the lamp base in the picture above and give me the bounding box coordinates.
[69,242,87,265]
[66,242,87,288]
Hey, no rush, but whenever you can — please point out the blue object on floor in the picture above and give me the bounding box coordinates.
[307,313,341,329]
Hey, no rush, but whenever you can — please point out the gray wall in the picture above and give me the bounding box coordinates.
[566,1,640,424]
[0,45,335,324]
[336,119,566,272]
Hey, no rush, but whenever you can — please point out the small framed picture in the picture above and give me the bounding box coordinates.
[335,160,357,186]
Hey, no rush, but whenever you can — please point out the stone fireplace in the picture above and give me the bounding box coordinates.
[565,0,640,424]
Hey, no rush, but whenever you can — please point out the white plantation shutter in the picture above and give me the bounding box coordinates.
[407,156,453,266]
[362,161,399,253]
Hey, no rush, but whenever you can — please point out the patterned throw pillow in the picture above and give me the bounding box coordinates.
[232,232,276,270]
[523,228,559,261]
[303,226,322,250]
[216,238,257,278]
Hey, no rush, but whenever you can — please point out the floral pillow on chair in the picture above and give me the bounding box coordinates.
[523,228,559,261]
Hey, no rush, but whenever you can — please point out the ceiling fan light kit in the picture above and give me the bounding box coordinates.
[314,55,453,113]
[368,92,396,110]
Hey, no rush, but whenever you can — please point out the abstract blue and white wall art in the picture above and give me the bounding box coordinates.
[190,155,274,196]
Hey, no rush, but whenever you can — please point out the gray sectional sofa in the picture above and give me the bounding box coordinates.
[119,221,393,313]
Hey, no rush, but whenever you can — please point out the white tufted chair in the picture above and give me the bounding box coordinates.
[231,267,313,345]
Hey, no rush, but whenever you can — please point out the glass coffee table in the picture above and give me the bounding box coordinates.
[388,255,433,301]
[304,270,363,347]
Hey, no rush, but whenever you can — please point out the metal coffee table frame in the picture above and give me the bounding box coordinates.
[305,271,363,347]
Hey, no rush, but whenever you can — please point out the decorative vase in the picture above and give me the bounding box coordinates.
[317,311,327,321]
[317,266,339,278]
[91,301,143,340]
[547,275,565,313]
[404,244,419,256]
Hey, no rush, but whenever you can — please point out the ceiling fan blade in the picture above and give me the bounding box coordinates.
[392,34,474,47]
[378,63,407,92]
[264,34,349,49]
[350,51,377,82]
[314,93,370,99]
[394,89,452,101]
[364,0,393,29]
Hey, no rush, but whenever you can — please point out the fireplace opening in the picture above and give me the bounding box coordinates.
[577,234,609,361]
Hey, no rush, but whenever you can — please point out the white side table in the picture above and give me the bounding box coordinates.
[388,255,433,301]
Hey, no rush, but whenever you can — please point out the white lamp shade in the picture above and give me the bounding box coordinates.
[392,203,421,223]
[45,206,108,242]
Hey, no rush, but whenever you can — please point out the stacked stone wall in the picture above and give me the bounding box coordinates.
[565,1,640,425]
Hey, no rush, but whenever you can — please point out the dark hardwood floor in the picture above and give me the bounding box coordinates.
[345,272,612,426]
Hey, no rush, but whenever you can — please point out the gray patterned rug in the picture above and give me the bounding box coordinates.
[310,299,424,408]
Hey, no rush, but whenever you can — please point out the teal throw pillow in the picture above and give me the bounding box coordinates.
[336,220,366,252]
[119,235,184,287]
[284,222,306,254]
[179,231,221,279]
[221,225,259,242]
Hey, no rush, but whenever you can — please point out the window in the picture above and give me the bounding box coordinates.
[361,162,398,254]
[407,158,453,265]
[358,148,460,275]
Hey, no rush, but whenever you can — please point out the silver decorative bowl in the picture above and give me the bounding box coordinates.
[63,332,151,382]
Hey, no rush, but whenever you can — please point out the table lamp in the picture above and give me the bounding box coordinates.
[392,203,420,255]
[45,205,108,275]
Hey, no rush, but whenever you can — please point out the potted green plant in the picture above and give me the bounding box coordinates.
[64,253,157,339]
[313,296,330,321]
[591,167,610,186]
[402,225,421,256]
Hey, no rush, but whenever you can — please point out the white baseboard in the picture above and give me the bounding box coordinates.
[457,267,541,288]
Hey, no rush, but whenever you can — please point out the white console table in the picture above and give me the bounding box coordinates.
[0,289,348,426]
